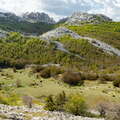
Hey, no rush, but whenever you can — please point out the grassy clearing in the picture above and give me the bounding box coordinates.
[0,68,120,108]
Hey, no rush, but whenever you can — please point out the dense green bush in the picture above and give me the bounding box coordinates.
[62,71,84,85]
[45,91,67,111]
[45,92,99,117]
[64,94,87,116]
[99,74,114,81]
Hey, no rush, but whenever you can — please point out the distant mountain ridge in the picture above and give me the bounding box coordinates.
[0,12,56,35]
[0,11,114,35]
[22,12,55,24]
[0,12,56,24]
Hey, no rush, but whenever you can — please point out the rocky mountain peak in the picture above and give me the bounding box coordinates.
[22,12,56,24]
[66,12,112,25]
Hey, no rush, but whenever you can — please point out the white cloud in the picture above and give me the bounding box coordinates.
[0,0,120,21]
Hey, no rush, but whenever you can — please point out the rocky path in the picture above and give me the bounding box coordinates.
[0,104,104,120]
[40,27,120,57]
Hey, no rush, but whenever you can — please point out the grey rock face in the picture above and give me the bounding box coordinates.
[23,12,56,24]
[66,12,112,26]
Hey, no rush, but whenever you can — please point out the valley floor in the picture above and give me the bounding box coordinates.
[0,68,120,120]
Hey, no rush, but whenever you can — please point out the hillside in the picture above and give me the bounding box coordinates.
[0,12,120,120]
[0,24,120,70]
[0,12,55,35]
[67,22,120,49]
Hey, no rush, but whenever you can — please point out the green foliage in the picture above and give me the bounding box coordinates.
[0,33,78,68]
[0,92,21,105]
[54,35,118,68]
[0,18,55,35]
[45,91,67,111]
[64,94,87,116]
[68,22,120,49]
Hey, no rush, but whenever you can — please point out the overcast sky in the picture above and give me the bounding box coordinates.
[0,0,120,21]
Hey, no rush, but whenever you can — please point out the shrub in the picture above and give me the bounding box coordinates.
[45,95,56,111]
[45,91,67,111]
[40,66,64,78]
[31,65,64,78]
[31,65,44,73]
[113,79,120,87]
[99,74,113,81]
[82,72,98,80]
[49,66,64,77]
[64,94,87,116]
[40,68,51,78]
[62,71,84,85]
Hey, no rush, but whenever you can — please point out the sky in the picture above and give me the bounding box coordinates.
[0,0,120,21]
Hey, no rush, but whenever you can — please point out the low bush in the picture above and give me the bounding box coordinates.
[45,92,99,117]
[113,79,120,87]
[32,65,64,78]
[62,71,84,85]
[82,72,98,80]
[31,65,44,73]
[40,68,51,78]
[45,91,66,111]
[64,94,87,116]
[99,74,113,81]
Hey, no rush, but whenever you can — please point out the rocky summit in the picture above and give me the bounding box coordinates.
[65,12,112,25]
[23,12,56,24]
